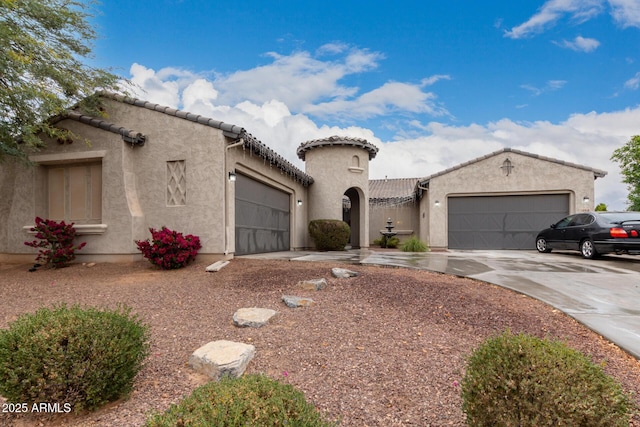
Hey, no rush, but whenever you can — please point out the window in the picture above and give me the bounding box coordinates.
[570,214,594,227]
[48,163,102,223]
[554,215,574,229]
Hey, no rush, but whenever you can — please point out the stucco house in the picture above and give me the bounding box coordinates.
[0,93,607,262]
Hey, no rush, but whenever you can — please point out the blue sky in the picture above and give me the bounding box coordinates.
[91,0,640,209]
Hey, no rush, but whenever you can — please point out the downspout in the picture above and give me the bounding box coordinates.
[224,138,244,256]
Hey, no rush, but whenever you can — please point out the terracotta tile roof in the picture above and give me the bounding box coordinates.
[369,178,420,205]
[59,111,147,146]
[81,92,314,186]
[297,135,379,160]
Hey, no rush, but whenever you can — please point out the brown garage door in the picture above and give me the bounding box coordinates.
[448,194,570,249]
[235,174,290,255]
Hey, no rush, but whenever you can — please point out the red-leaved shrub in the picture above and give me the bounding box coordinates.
[24,217,86,268]
[135,227,201,270]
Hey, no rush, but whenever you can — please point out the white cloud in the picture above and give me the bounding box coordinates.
[608,0,640,28]
[504,0,605,39]
[372,112,636,210]
[182,79,218,113]
[555,35,601,51]
[505,0,640,40]
[212,46,382,111]
[520,80,567,96]
[125,61,637,210]
[128,63,183,108]
[127,47,448,124]
[302,81,448,119]
[624,71,640,89]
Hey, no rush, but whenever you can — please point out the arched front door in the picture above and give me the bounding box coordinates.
[343,187,362,248]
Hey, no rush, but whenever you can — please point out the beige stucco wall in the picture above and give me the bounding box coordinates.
[0,99,230,262]
[304,146,371,248]
[419,151,597,250]
[0,157,36,261]
[369,202,420,244]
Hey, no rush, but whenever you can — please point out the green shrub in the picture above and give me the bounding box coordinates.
[145,374,337,427]
[400,236,429,252]
[0,305,150,412]
[308,219,350,251]
[374,235,399,248]
[461,331,635,427]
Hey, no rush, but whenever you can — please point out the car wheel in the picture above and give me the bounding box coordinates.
[580,239,599,259]
[536,237,551,253]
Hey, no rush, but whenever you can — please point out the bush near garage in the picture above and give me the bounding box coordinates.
[373,235,399,248]
[308,219,350,251]
[400,236,429,252]
[144,374,337,427]
[136,226,202,270]
[461,330,635,427]
[0,305,150,412]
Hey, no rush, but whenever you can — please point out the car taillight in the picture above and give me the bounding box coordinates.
[631,230,639,237]
[610,227,628,238]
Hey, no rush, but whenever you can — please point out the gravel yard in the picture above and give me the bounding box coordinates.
[1,258,639,426]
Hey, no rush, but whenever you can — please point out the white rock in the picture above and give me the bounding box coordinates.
[188,340,255,380]
[206,260,230,272]
[331,267,359,278]
[233,308,278,328]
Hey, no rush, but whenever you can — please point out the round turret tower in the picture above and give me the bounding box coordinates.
[297,136,378,248]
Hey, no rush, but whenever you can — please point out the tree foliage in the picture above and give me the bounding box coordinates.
[0,0,122,161]
[595,202,607,212]
[611,135,640,211]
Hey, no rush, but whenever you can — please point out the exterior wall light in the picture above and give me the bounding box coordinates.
[583,196,590,203]
[297,199,303,206]
[228,171,237,182]
[434,200,440,207]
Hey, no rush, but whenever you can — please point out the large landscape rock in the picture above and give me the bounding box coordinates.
[297,278,327,291]
[188,340,255,380]
[282,295,315,308]
[233,307,278,328]
[331,267,359,278]
[205,260,230,272]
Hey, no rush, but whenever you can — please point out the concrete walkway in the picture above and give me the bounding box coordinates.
[241,249,640,359]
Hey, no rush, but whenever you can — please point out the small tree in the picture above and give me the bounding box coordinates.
[0,0,123,162]
[611,135,640,211]
[595,202,607,211]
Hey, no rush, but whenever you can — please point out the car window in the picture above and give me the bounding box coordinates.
[599,212,640,223]
[554,215,574,229]
[570,214,593,226]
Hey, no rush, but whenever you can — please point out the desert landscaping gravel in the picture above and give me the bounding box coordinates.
[1,258,639,426]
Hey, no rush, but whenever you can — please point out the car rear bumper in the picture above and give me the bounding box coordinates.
[594,239,640,255]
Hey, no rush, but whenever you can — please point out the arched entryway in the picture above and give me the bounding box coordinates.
[343,187,363,248]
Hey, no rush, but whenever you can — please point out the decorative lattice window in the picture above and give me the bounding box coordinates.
[166,160,186,206]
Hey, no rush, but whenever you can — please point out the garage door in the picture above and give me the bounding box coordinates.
[235,174,290,255]
[448,194,569,250]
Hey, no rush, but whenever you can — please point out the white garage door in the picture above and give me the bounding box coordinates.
[448,194,569,249]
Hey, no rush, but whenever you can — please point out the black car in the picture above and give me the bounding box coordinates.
[535,212,640,259]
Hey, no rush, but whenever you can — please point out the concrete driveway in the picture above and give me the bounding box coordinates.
[241,249,640,359]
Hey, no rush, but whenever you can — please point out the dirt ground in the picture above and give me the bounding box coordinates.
[0,258,639,426]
